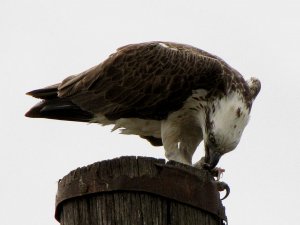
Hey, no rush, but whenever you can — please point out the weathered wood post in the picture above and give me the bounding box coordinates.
[55,156,227,225]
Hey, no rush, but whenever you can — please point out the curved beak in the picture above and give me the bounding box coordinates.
[204,147,221,169]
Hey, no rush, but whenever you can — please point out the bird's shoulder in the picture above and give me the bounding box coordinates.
[58,41,226,98]
[55,42,240,119]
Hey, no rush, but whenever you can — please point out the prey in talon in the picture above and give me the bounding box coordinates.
[194,156,224,181]
[211,167,225,181]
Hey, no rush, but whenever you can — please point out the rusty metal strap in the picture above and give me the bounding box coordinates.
[55,163,227,222]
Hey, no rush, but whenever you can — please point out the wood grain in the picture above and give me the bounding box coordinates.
[57,157,225,225]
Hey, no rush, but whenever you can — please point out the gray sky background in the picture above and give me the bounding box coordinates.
[1,0,300,224]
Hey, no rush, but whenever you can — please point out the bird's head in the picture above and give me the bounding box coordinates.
[202,92,250,169]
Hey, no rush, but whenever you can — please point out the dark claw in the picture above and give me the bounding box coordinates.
[215,181,230,200]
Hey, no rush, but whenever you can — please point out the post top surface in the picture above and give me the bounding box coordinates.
[55,156,227,222]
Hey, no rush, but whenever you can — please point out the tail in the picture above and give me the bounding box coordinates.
[25,85,93,122]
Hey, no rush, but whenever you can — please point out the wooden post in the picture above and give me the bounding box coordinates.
[55,156,227,225]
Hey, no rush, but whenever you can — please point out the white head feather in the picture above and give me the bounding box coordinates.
[204,91,250,153]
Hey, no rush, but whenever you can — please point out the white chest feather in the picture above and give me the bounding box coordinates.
[112,118,161,138]
[91,89,208,140]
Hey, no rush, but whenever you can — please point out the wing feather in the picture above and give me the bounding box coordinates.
[56,42,228,120]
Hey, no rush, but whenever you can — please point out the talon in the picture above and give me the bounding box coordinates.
[216,181,230,200]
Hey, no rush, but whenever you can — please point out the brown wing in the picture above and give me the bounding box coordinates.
[55,41,227,120]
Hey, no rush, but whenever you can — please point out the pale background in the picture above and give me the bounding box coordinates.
[1,0,300,224]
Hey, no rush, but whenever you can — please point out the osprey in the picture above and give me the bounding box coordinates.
[26,41,260,169]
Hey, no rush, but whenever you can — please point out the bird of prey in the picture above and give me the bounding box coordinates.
[26,41,261,169]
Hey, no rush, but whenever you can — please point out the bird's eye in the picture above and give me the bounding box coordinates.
[209,133,216,145]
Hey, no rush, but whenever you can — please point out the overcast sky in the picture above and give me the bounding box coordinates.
[1,0,300,225]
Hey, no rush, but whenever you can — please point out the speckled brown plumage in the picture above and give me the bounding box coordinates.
[26,41,261,167]
[26,41,260,122]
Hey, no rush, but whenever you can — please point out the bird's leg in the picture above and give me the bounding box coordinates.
[164,142,192,165]
[162,133,200,166]
[161,108,205,165]
[162,132,201,165]
[161,120,191,165]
